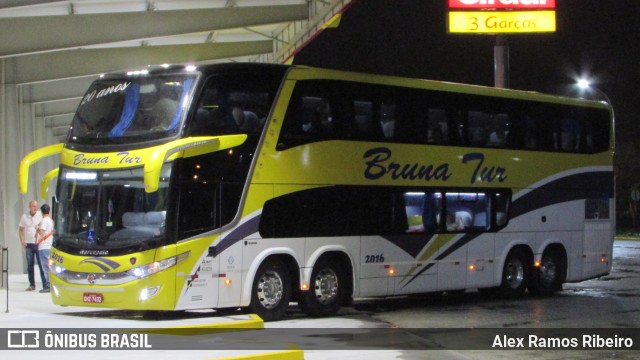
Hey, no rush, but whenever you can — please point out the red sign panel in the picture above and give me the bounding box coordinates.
[448,0,556,9]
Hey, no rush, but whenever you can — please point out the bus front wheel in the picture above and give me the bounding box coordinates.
[249,259,291,321]
[299,257,346,317]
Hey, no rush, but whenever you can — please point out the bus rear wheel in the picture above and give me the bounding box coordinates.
[299,257,345,317]
[249,259,291,321]
[529,251,563,296]
[499,248,530,297]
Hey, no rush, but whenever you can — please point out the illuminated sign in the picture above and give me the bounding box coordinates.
[448,0,556,9]
[448,10,556,33]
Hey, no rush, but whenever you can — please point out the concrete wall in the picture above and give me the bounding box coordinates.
[1,57,60,275]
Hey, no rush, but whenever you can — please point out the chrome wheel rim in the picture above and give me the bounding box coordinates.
[256,270,284,309]
[505,257,525,289]
[313,268,339,305]
[539,257,557,286]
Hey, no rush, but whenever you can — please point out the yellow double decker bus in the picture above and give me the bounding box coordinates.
[19,63,614,321]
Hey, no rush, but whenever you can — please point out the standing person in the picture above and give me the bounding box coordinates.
[36,204,54,293]
[18,200,44,291]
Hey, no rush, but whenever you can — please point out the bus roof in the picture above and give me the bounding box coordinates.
[103,62,611,111]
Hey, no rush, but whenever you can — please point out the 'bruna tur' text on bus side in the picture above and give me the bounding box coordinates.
[363,147,507,184]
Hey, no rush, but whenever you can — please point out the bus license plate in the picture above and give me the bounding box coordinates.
[83,293,103,303]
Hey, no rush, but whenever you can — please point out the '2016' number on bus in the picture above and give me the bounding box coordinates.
[365,254,385,263]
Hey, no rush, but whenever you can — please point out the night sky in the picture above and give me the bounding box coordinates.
[292,0,640,227]
[294,0,639,124]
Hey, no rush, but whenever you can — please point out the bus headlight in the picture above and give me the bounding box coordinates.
[126,251,190,279]
[53,264,66,275]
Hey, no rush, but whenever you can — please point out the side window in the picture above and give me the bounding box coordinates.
[443,190,510,232]
[495,191,510,227]
[299,96,333,136]
[260,186,395,238]
[585,198,610,220]
[278,81,336,149]
[352,100,375,139]
[176,153,245,240]
[467,111,510,148]
[403,191,441,233]
[260,186,510,239]
[188,74,275,136]
[445,192,483,232]
[426,109,450,145]
[555,117,581,152]
[277,80,611,153]
[379,103,396,139]
[177,181,218,239]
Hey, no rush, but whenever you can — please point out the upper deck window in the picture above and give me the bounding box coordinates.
[68,72,197,145]
[187,71,284,137]
[278,79,611,154]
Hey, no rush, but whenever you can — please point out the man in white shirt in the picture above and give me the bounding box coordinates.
[18,200,44,291]
[36,204,54,293]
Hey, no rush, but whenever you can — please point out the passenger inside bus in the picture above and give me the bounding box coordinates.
[446,210,466,231]
[380,103,396,139]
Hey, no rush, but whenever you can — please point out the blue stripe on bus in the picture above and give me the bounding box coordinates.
[208,215,261,258]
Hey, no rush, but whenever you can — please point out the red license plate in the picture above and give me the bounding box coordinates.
[83,293,103,303]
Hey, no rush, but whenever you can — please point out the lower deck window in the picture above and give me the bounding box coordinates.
[259,186,510,238]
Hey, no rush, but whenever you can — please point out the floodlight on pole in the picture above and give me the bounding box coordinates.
[575,77,615,128]
[577,78,590,90]
[576,78,612,106]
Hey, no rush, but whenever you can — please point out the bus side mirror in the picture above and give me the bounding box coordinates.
[40,168,60,200]
[18,143,64,195]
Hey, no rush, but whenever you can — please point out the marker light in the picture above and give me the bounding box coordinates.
[534,261,541,267]
[301,283,310,291]
[468,264,476,271]
[126,69,149,76]
[224,278,232,286]
[388,268,396,276]
[65,172,97,180]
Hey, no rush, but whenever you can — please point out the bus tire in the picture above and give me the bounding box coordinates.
[299,257,346,317]
[249,259,291,322]
[499,248,530,298]
[529,251,563,296]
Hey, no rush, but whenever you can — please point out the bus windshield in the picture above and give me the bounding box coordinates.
[68,72,197,145]
[54,165,171,254]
